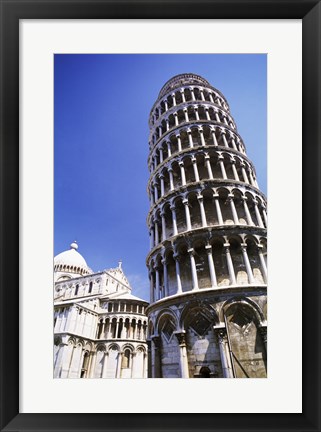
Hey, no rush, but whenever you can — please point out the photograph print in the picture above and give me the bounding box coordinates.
[53,54,267,379]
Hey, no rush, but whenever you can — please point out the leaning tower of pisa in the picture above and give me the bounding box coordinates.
[146,73,267,378]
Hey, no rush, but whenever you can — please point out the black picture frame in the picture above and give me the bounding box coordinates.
[0,1,320,431]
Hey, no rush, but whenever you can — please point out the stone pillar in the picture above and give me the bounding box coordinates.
[187,129,194,147]
[115,319,120,339]
[162,258,169,297]
[200,88,205,101]
[192,157,200,182]
[183,198,192,231]
[174,254,183,294]
[175,332,190,378]
[154,182,159,202]
[184,108,189,122]
[258,245,268,283]
[242,197,254,225]
[154,221,159,245]
[176,134,182,152]
[179,161,186,185]
[224,243,236,285]
[218,156,227,179]
[194,106,200,121]
[159,174,165,197]
[214,327,234,378]
[188,248,199,290]
[167,141,172,157]
[149,272,154,304]
[190,87,196,101]
[228,194,239,224]
[211,128,218,146]
[214,194,224,225]
[103,319,109,339]
[205,154,213,179]
[241,163,249,183]
[199,127,206,146]
[168,168,174,191]
[174,112,179,126]
[159,148,164,163]
[230,134,238,150]
[205,108,211,121]
[197,194,207,227]
[231,161,240,181]
[172,92,176,106]
[161,212,166,241]
[209,92,214,103]
[155,267,160,301]
[205,244,217,287]
[151,336,162,378]
[171,204,178,236]
[164,100,168,111]
[107,320,112,339]
[215,111,221,122]
[241,243,255,284]
[221,130,229,147]
[254,200,265,227]
[166,118,170,132]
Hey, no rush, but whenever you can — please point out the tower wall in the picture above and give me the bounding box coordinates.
[146,74,267,378]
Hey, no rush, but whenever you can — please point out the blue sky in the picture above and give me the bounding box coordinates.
[54,54,267,301]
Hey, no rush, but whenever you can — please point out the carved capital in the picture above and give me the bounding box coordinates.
[151,335,161,348]
[174,331,186,346]
[205,244,212,253]
[214,326,227,342]
[173,253,181,263]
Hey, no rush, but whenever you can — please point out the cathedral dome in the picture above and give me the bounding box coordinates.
[54,241,92,280]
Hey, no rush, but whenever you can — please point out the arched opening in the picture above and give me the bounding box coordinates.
[80,351,90,378]
[199,366,211,378]
[225,302,267,378]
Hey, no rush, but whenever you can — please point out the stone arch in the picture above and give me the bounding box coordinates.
[222,300,267,378]
[180,301,219,333]
[155,309,179,337]
[220,297,265,325]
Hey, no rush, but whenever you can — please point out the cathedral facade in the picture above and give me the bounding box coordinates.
[146,74,267,378]
[53,242,148,378]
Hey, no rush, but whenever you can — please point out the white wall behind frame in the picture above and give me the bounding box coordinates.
[20,19,302,413]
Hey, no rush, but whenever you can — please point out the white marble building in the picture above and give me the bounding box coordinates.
[53,242,148,378]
